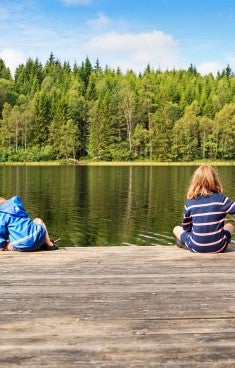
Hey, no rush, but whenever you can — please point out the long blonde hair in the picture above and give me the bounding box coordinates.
[187,165,223,199]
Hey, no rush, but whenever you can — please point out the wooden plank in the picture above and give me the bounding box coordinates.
[0,246,234,367]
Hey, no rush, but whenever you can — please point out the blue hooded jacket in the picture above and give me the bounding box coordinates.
[0,196,46,251]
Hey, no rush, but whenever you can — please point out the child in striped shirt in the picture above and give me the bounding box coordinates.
[173,165,235,253]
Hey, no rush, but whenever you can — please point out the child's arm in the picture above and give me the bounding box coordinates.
[182,218,192,232]
[0,223,8,250]
[182,205,192,232]
[227,200,235,215]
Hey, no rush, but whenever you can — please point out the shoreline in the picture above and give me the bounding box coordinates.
[0,160,234,166]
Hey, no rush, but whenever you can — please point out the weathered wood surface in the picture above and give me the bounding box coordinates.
[0,246,235,367]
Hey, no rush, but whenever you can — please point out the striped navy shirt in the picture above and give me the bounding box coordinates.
[182,192,235,253]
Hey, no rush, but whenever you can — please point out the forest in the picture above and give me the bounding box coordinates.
[0,53,234,162]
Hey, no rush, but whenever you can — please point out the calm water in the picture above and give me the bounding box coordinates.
[0,165,234,247]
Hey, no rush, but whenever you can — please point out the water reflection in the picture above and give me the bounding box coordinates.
[0,165,234,247]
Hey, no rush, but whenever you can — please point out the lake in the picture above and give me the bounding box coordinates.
[0,165,234,247]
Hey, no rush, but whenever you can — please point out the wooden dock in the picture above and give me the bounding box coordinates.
[0,246,234,367]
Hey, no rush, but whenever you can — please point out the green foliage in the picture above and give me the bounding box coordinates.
[15,58,43,95]
[0,59,12,80]
[0,146,55,162]
[0,55,234,162]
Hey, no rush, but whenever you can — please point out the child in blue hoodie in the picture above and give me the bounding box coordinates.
[0,196,59,252]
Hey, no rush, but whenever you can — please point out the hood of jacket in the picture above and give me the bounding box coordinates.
[0,196,28,218]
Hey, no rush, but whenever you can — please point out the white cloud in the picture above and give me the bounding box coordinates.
[85,30,181,72]
[197,61,224,76]
[0,48,26,75]
[226,55,235,74]
[87,11,112,30]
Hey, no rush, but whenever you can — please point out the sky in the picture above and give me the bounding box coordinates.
[1,0,235,76]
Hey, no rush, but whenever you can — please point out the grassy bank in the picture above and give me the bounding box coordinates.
[0,160,234,166]
[79,160,235,166]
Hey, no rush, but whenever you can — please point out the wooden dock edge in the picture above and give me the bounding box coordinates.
[0,245,234,367]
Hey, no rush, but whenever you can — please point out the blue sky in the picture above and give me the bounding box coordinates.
[1,0,235,76]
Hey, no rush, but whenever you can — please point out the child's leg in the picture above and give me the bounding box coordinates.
[173,226,184,240]
[173,226,189,249]
[4,241,14,251]
[224,223,234,234]
[33,218,54,247]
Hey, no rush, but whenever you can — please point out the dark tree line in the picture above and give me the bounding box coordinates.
[0,53,234,162]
